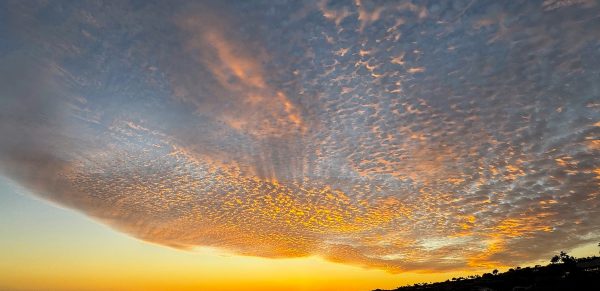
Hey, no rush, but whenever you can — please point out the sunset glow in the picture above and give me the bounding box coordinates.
[1,1,599,290]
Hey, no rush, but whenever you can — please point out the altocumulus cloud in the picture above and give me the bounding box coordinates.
[0,0,599,272]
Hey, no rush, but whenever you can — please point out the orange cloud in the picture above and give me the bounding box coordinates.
[173,7,305,138]
[1,0,599,276]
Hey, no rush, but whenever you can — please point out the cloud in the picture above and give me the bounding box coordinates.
[0,0,599,273]
[170,3,305,138]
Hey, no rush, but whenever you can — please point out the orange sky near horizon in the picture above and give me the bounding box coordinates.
[1,181,597,291]
[0,183,472,291]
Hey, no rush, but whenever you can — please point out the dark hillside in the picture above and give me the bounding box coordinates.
[375,253,600,291]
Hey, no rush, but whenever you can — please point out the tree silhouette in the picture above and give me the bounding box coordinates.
[492,269,498,275]
[559,251,575,265]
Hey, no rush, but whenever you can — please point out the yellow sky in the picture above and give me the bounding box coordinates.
[0,180,473,291]
[1,180,597,291]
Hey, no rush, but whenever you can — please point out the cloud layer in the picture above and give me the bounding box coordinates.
[0,0,599,272]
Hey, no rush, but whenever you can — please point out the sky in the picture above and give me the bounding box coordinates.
[0,0,599,290]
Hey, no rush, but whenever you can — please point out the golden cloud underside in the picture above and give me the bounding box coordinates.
[0,0,599,273]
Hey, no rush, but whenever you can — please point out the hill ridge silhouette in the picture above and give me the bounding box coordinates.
[374,248,600,291]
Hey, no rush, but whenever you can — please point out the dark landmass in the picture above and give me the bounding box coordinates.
[375,252,600,291]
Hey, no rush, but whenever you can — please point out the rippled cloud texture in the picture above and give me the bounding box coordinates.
[1,0,599,272]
